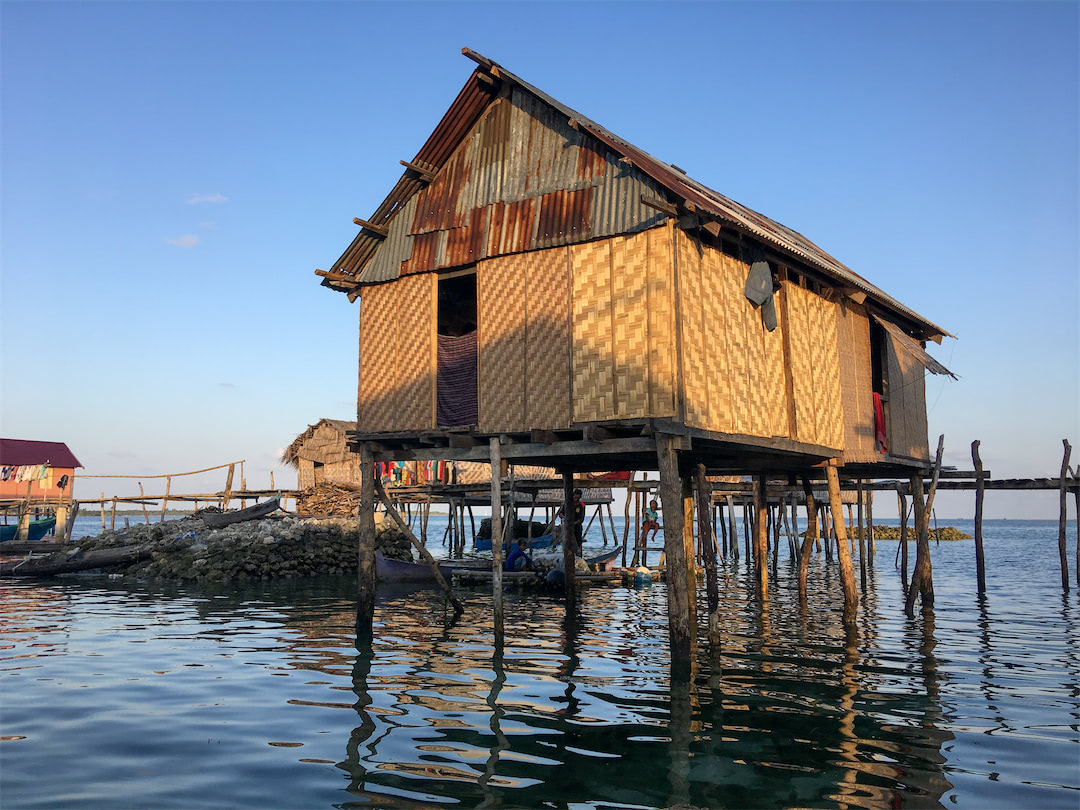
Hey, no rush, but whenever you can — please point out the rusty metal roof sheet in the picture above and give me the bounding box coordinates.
[323,48,950,339]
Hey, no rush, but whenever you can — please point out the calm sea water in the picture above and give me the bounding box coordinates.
[2,516,1078,808]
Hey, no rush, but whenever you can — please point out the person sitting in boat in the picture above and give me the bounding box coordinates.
[505,539,533,572]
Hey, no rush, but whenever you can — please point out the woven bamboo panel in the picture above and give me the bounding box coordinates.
[761,286,789,437]
[525,246,571,429]
[478,254,527,432]
[886,333,930,460]
[677,232,710,429]
[813,296,845,449]
[784,284,820,445]
[836,302,877,463]
[646,226,676,417]
[610,232,650,419]
[358,282,399,431]
[700,244,733,432]
[721,254,753,436]
[395,274,436,431]
[571,240,615,421]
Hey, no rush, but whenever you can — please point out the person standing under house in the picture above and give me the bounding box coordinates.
[557,489,587,556]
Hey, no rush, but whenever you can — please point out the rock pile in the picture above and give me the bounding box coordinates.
[67,510,415,582]
[802,525,972,541]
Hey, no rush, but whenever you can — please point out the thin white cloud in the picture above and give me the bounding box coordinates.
[166,234,201,248]
[188,192,227,205]
[199,221,216,229]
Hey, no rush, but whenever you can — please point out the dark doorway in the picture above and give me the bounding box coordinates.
[437,270,478,427]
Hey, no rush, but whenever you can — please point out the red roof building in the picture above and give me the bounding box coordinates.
[0,439,82,500]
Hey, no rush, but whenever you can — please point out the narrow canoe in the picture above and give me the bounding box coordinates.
[375,552,490,583]
[0,517,57,543]
[201,497,281,529]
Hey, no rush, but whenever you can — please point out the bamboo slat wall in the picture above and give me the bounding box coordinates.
[784,282,844,449]
[885,332,930,460]
[358,275,435,432]
[676,232,791,441]
[570,227,676,423]
[835,301,878,463]
[476,246,571,433]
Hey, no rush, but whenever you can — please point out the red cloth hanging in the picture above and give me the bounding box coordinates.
[873,393,888,454]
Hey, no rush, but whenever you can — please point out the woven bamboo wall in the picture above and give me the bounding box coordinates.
[570,227,675,423]
[885,333,930,460]
[784,283,844,449]
[524,247,571,429]
[835,301,877,463]
[298,459,315,490]
[478,254,527,432]
[357,275,435,432]
[476,246,571,433]
[675,232,789,438]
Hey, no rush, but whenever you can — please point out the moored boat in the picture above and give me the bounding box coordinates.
[473,533,554,552]
[201,496,281,529]
[0,517,57,543]
[375,552,490,583]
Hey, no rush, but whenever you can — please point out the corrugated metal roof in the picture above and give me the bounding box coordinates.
[324,49,949,339]
[0,439,82,468]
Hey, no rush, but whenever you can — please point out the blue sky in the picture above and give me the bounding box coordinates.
[2,1,1076,518]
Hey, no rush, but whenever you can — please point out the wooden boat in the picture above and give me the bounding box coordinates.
[201,496,280,529]
[0,517,57,543]
[474,533,554,552]
[588,547,622,571]
[375,552,490,583]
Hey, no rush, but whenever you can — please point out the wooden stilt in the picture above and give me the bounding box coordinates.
[825,465,859,624]
[621,475,633,568]
[718,498,728,557]
[896,484,909,592]
[357,442,377,639]
[682,476,697,629]
[972,440,986,594]
[753,474,769,600]
[1059,440,1072,590]
[561,471,576,601]
[696,465,720,655]
[867,489,875,556]
[905,474,930,617]
[799,477,818,601]
[490,439,505,635]
[743,500,752,561]
[726,495,738,560]
[162,476,171,522]
[657,434,693,666]
[857,480,867,591]
[789,491,800,559]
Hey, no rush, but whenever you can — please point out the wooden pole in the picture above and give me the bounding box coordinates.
[905,473,931,617]
[100,492,106,531]
[753,474,769,600]
[718,497,728,557]
[161,476,172,522]
[110,497,117,531]
[826,465,859,624]
[1059,439,1072,590]
[490,438,505,633]
[657,434,692,667]
[726,495,738,560]
[374,479,463,615]
[222,463,235,510]
[857,479,867,591]
[138,483,150,524]
[621,474,633,568]
[972,440,986,594]
[682,476,697,629]
[357,442,377,640]
[799,477,818,601]
[867,489,875,556]
[699,466,717,656]
[606,503,618,552]
[561,471,576,601]
[790,491,800,559]
[896,483,909,592]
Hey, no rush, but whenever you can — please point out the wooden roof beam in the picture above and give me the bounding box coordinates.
[399,160,435,184]
[353,218,388,237]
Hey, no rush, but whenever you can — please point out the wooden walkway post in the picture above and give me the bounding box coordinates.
[753,474,769,600]
[726,495,738,560]
[857,480,867,591]
[657,434,692,666]
[896,483,909,591]
[1059,440,1072,590]
[972,440,986,594]
[356,442,377,639]
[490,438,505,633]
[561,471,576,602]
[798,477,818,601]
[905,473,931,617]
[826,464,859,624]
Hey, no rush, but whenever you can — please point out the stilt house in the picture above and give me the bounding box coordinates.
[317,49,954,478]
